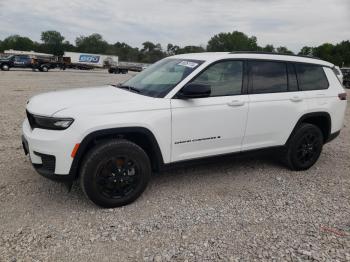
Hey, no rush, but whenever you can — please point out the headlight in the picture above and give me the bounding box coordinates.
[28,113,74,130]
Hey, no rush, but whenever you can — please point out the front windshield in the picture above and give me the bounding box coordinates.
[121,58,204,97]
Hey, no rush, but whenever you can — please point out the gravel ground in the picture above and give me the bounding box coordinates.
[0,69,349,261]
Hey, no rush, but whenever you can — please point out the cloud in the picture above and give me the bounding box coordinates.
[0,0,349,52]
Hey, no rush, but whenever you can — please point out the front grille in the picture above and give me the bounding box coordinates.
[34,152,56,173]
[26,110,36,129]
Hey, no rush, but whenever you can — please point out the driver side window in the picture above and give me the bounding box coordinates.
[191,60,243,97]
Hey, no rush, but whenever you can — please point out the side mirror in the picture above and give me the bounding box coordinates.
[177,83,211,99]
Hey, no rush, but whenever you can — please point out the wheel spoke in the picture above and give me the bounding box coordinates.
[96,176,108,185]
[123,175,135,183]
[95,155,140,199]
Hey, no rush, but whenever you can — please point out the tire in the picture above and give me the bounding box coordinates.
[284,123,324,171]
[80,139,151,208]
[1,64,10,71]
[41,66,48,72]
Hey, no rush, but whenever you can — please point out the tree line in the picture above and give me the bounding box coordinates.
[0,30,349,66]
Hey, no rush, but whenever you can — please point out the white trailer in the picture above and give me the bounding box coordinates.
[64,52,118,68]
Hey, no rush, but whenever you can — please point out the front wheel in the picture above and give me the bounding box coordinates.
[284,123,324,171]
[80,139,151,208]
[41,66,49,72]
[1,64,10,71]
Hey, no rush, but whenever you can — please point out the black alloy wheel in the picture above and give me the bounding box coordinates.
[284,123,324,170]
[96,156,140,199]
[295,131,322,167]
[80,139,151,208]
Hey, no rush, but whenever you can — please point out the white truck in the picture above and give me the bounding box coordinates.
[64,52,118,69]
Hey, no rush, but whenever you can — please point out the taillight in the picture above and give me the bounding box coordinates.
[338,93,347,100]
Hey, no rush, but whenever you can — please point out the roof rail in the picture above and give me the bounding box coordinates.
[229,51,322,61]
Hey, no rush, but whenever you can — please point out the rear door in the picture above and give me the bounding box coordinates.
[242,60,308,150]
[171,60,249,162]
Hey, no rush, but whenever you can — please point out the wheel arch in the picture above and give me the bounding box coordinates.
[1,62,10,69]
[287,112,331,144]
[69,127,164,179]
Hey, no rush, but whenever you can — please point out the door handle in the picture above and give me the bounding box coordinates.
[227,100,245,107]
[290,96,303,102]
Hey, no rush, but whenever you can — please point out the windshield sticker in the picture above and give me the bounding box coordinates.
[178,61,198,68]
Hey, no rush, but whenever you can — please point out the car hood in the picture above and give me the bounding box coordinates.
[27,85,164,116]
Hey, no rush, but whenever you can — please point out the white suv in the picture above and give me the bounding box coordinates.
[22,52,347,207]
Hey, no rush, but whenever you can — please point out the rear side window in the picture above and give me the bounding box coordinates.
[249,61,288,94]
[295,64,329,90]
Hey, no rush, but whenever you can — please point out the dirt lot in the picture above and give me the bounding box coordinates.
[0,69,349,261]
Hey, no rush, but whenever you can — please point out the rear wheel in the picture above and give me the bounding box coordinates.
[41,66,49,72]
[80,139,151,208]
[284,123,324,170]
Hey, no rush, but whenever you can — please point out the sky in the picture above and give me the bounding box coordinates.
[0,0,349,53]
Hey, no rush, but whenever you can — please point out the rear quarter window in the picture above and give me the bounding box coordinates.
[295,64,329,90]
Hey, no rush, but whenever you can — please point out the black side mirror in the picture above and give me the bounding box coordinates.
[177,83,211,99]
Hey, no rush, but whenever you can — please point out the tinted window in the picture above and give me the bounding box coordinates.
[287,63,298,91]
[191,61,243,97]
[14,56,29,62]
[296,64,328,90]
[249,61,287,93]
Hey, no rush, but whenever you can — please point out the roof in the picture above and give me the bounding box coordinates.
[173,52,334,67]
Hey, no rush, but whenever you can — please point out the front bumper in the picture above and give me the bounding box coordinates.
[22,118,77,180]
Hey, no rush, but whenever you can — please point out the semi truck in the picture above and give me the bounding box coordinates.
[64,52,119,69]
[64,52,147,73]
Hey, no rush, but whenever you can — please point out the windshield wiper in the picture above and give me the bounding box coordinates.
[116,84,140,93]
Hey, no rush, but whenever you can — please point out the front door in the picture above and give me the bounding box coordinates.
[171,60,249,162]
